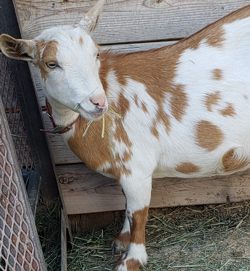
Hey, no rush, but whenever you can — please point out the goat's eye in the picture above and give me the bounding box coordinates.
[46,62,58,69]
[96,52,100,59]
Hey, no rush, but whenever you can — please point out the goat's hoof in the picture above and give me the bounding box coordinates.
[112,232,131,254]
[115,257,141,271]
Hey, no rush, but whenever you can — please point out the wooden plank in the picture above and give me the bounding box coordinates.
[103,40,176,53]
[13,0,250,44]
[61,209,67,271]
[40,115,80,164]
[37,40,176,165]
[56,164,250,215]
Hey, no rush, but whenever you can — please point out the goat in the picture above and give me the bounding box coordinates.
[1,1,250,270]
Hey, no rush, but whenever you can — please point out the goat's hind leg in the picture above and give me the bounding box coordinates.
[115,175,152,271]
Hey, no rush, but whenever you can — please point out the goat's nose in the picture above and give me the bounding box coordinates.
[90,95,107,109]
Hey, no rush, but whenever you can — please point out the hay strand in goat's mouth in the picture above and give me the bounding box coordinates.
[82,120,94,137]
[101,116,105,138]
[82,107,122,138]
[108,106,122,120]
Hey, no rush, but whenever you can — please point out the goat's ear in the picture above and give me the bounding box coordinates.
[79,0,105,32]
[0,34,36,61]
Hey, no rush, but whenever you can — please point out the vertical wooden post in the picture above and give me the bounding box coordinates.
[61,209,67,271]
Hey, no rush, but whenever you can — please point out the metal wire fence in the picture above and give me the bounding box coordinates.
[0,55,47,270]
[0,55,36,175]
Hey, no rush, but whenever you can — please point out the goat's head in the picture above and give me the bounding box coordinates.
[0,0,108,120]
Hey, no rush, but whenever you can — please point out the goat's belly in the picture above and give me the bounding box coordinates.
[153,141,250,179]
[153,161,249,180]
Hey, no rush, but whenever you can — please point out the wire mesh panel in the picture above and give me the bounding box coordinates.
[0,98,47,271]
[0,55,36,169]
[0,0,58,203]
[0,55,40,215]
[0,1,59,270]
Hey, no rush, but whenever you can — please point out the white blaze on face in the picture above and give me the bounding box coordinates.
[36,26,108,120]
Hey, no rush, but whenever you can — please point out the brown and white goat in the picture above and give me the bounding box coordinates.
[1,1,250,270]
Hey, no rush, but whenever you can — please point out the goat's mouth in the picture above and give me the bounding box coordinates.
[78,106,108,121]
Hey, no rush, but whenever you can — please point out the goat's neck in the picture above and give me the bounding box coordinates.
[47,96,79,127]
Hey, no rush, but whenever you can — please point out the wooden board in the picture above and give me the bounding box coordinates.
[13,0,250,44]
[56,164,250,215]
[61,209,67,271]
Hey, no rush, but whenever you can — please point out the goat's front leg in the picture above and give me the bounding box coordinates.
[113,213,131,253]
[115,176,152,271]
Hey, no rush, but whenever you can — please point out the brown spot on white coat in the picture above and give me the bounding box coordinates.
[170,84,188,121]
[220,103,236,117]
[112,95,131,146]
[115,231,131,251]
[36,40,58,80]
[134,95,139,107]
[176,162,200,174]
[79,36,84,45]
[131,207,148,245]
[196,120,224,151]
[188,25,225,50]
[126,259,140,271]
[68,116,113,173]
[212,68,223,80]
[206,27,225,47]
[141,103,148,113]
[222,148,249,172]
[205,91,221,112]
[151,120,159,139]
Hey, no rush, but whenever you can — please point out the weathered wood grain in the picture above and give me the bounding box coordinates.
[56,164,250,215]
[61,209,67,271]
[13,0,250,44]
[42,117,81,164]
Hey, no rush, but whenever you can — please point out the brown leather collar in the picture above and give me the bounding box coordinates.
[41,99,78,134]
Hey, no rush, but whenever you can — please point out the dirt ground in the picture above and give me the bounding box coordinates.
[37,201,250,271]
